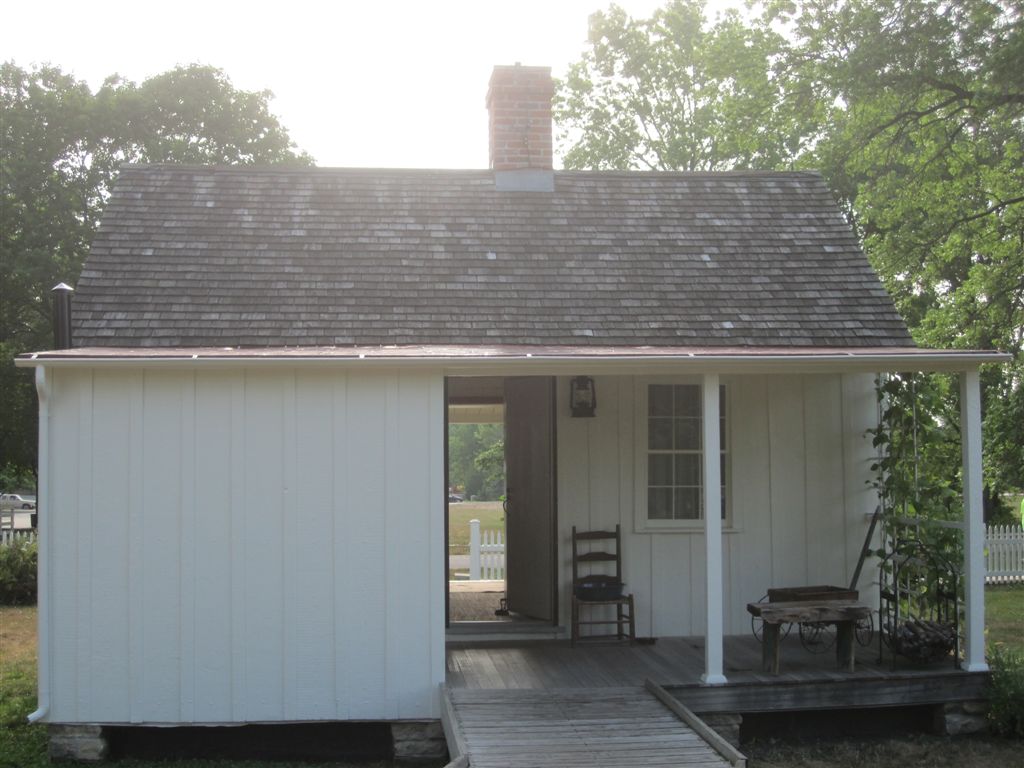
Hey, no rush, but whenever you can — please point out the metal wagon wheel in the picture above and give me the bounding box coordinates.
[798,620,837,653]
[750,594,792,643]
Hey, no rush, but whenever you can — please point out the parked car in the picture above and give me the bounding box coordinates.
[0,493,36,511]
[448,493,465,503]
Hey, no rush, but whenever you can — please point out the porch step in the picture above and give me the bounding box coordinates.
[446,621,564,643]
[441,684,745,768]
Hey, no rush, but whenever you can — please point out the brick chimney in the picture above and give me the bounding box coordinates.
[487,64,554,172]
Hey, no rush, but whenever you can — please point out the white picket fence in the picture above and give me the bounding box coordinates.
[469,519,505,580]
[986,524,1024,584]
[4,520,1018,584]
[0,529,38,547]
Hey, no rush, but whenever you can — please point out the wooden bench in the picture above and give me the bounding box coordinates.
[746,600,873,674]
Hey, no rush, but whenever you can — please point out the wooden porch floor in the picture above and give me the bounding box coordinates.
[446,634,988,713]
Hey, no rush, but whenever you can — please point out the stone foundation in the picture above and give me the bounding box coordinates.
[48,724,108,762]
[391,720,448,763]
[934,701,989,735]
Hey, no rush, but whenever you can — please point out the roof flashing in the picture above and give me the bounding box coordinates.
[493,169,555,192]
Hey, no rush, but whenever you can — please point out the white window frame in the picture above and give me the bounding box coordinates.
[633,376,732,533]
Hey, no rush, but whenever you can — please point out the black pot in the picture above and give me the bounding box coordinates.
[575,575,624,602]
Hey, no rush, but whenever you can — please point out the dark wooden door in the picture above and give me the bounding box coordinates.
[503,377,556,622]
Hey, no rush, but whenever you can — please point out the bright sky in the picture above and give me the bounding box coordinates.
[4,0,742,169]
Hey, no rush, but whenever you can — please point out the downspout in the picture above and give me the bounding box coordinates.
[30,284,71,723]
[28,365,50,722]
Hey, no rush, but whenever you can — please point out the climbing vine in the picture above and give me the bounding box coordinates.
[868,373,964,560]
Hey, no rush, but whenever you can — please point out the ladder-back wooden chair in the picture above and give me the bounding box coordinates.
[571,524,636,646]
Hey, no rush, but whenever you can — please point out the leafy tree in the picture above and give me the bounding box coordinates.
[557,0,1023,507]
[0,463,35,494]
[556,0,819,170]
[1,62,312,474]
[448,423,505,500]
[95,65,314,165]
[769,0,1024,510]
[474,439,506,496]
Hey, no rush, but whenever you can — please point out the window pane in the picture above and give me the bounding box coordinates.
[644,383,728,525]
[674,418,701,450]
[674,385,700,418]
[674,487,701,520]
[649,418,673,450]
[649,385,673,417]
[649,454,673,486]
[649,488,673,520]
[675,454,701,486]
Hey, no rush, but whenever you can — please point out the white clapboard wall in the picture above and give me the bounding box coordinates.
[43,367,445,724]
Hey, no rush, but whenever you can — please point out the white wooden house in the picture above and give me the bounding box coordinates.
[18,65,1003,752]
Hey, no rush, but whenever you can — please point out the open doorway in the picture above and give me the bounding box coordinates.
[446,377,557,629]
[447,377,507,623]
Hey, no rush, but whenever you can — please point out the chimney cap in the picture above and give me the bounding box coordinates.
[52,282,75,293]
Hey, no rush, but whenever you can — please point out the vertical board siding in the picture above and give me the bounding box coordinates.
[47,367,444,724]
[49,370,84,721]
[843,374,882,595]
[344,375,389,716]
[242,374,286,722]
[727,376,772,633]
[392,374,437,718]
[140,372,186,723]
[74,373,95,721]
[767,376,808,589]
[288,372,337,719]
[88,371,133,722]
[557,372,877,639]
[803,376,846,586]
[192,372,234,722]
[330,376,351,719]
[650,536,691,635]
[228,374,248,721]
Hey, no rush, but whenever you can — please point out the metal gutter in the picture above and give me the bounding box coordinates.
[14,349,1010,374]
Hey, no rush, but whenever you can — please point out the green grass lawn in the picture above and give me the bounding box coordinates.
[447,500,504,553]
[986,583,1024,654]
[0,606,47,768]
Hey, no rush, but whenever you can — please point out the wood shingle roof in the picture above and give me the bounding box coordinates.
[73,164,913,349]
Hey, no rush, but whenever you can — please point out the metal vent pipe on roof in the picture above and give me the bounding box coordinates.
[51,283,74,350]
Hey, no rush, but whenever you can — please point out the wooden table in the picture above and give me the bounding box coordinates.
[746,599,873,674]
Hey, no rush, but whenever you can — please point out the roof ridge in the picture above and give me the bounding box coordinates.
[118,163,824,180]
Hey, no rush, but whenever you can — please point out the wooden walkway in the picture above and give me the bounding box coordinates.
[442,685,738,768]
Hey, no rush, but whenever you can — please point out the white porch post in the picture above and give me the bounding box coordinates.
[701,374,727,685]
[959,369,989,672]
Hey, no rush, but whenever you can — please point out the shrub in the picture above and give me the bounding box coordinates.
[0,538,37,605]
[988,646,1024,737]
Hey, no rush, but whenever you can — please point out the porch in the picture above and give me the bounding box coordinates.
[446,635,989,714]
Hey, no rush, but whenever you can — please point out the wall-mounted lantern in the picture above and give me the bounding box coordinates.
[570,376,597,418]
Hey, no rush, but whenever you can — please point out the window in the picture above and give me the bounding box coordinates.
[637,381,728,530]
